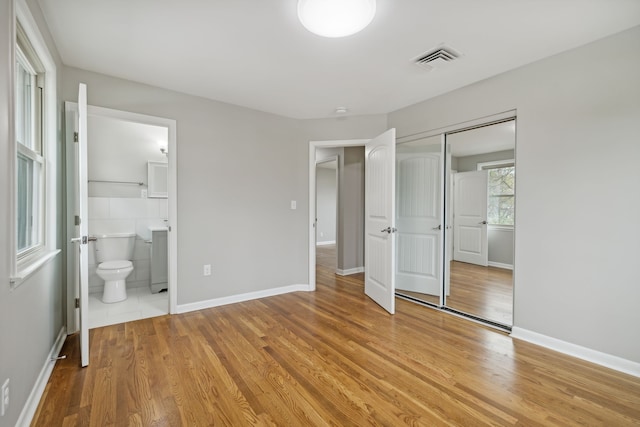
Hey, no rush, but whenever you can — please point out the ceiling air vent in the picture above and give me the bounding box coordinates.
[413,46,461,71]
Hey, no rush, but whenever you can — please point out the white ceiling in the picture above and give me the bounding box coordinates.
[37,0,640,120]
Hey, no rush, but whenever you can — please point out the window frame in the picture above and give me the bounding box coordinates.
[10,1,60,287]
[477,159,515,228]
[15,37,46,261]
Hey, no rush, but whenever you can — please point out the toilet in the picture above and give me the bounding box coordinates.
[94,233,136,303]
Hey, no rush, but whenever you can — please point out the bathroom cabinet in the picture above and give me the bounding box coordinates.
[148,161,168,198]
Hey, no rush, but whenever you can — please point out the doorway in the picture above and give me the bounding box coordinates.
[308,129,397,314]
[315,156,338,273]
[65,103,178,333]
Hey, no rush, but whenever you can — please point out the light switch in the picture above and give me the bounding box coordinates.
[290,200,297,210]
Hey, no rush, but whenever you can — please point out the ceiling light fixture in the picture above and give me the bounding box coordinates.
[297,0,376,38]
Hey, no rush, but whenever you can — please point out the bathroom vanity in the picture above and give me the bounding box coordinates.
[148,226,168,293]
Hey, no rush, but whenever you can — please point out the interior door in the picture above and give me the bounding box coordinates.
[453,170,488,266]
[395,136,442,296]
[364,128,396,314]
[71,83,90,367]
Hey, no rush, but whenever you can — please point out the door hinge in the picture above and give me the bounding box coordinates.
[75,298,80,308]
[74,132,79,142]
[75,215,81,226]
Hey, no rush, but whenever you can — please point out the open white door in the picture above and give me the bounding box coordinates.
[70,83,90,367]
[453,170,488,266]
[395,136,442,296]
[364,128,396,314]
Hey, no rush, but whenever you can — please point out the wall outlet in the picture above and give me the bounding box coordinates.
[1,378,9,416]
[203,264,211,276]
[141,189,148,198]
[290,200,297,210]
[320,232,324,237]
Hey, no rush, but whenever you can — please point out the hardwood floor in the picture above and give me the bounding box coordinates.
[32,250,640,426]
[399,261,513,326]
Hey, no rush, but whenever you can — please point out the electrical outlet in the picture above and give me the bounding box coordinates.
[1,379,9,416]
[141,189,148,198]
[203,264,211,276]
[290,200,297,210]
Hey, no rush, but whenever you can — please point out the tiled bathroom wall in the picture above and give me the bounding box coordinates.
[87,197,168,294]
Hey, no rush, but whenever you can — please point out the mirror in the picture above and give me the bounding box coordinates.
[148,161,168,198]
[444,120,515,326]
[395,135,444,303]
[395,119,515,329]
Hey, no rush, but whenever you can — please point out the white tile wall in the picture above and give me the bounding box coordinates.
[88,197,168,294]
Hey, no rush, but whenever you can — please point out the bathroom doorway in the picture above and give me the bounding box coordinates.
[65,103,178,332]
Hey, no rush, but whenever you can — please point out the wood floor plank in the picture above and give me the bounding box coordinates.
[31,250,640,426]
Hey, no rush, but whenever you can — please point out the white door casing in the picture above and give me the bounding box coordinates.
[364,128,396,314]
[395,142,442,295]
[453,170,488,266]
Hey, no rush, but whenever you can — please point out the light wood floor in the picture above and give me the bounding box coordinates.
[32,250,640,425]
[399,261,513,326]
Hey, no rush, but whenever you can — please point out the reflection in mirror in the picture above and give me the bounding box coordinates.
[445,120,515,326]
[395,135,444,306]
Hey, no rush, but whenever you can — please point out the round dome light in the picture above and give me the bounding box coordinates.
[297,0,376,38]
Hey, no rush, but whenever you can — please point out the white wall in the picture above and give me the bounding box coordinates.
[88,114,168,198]
[389,26,640,364]
[316,166,337,244]
[62,67,387,309]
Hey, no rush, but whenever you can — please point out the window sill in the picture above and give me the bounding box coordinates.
[487,224,514,231]
[10,248,61,289]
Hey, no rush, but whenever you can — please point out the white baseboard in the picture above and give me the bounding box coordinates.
[176,284,312,314]
[316,240,336,246]
[511,327,640,378]
[336,267,365,276]
[488,261,513,270]
[17,326,67,427]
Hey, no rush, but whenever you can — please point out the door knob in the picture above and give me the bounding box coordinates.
[432,225,442,230]
[380,227,397,234]
[478,220,488,225]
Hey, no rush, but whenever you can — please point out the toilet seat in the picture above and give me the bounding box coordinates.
[99,260,133,270]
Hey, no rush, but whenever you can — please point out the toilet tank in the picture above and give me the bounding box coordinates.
[94,233,136,263]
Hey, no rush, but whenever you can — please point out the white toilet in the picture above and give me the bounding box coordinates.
[94,233,136,303]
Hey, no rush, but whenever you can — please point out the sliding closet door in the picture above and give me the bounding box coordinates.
[444,120,515,327]
[395,136,443,304]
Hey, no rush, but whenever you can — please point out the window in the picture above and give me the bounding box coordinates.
[478,161,515,226]
[16,24,45,259]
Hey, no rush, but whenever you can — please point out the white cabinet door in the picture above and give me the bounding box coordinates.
[453,170,488,266]
[364,129,396,314]
[395,145,442,296]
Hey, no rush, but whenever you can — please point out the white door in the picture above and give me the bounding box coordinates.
[395,137,442,296]
[453,170,488,266]
[364,128,396,314]
[70,83,90,367]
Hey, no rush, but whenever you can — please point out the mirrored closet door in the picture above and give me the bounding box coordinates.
[395,119,515,329]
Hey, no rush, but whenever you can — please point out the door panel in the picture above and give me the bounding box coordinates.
[395,146,442,295]
[453,170,488,266]
[364,129,396,314]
